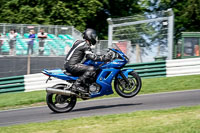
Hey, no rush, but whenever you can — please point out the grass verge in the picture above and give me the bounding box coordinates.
[0,74,200,110]
[0,105,200,132]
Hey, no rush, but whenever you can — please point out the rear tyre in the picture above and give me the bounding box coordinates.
[46,84,77,113]
[114,71,142,98]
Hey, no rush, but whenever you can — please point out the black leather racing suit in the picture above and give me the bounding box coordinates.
[64,40,110,86]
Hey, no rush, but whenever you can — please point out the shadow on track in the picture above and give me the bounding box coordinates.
[73,103,143,112]
[49,102,143,114]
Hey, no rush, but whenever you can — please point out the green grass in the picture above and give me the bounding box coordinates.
[141,74,200,93]
[0,91,46,110]
[1,105,200,133]
[0,74,200,110]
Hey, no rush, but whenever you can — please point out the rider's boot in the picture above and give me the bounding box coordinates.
[72,78,87,93]
[72,67,95,94]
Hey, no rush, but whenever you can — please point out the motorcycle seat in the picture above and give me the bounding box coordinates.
[63,70,73,76]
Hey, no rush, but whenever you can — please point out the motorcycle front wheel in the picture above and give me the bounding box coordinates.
[46,84,77,113]
[114,71,142,98]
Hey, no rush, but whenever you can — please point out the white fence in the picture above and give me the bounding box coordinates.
[24,73,65,92]
[166,58,200,77]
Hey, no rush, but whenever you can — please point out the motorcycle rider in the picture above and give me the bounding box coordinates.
[64,28,112,93]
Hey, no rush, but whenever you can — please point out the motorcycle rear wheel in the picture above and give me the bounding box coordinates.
[46,84,77,113]
[114,71,142,98]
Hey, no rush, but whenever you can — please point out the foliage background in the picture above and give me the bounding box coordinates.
[0,0,200,39]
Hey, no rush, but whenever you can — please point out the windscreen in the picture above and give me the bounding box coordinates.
[112,43,122,51]
[93,41,125,55]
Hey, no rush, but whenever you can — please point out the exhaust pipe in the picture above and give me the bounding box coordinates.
[46,88,76,96]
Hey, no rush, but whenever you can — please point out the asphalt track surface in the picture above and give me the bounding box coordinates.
[0,89,200,127]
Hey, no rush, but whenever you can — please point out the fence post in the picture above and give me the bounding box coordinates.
[167,9,174,60]
[3,23,6,35]
[20,24,23,35]
[55,25,58,36]
[107,18,113,48]
[27,55,31,75]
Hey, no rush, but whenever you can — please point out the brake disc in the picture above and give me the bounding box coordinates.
[55,95,69,104]
[124,78,136,91]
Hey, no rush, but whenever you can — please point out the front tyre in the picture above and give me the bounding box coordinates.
[114,71,142,98]
[46,84,77,113]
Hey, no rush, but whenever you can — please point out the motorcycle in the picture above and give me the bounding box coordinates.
[42,44,142,113]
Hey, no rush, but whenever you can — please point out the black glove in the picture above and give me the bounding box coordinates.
[103,51,114,62]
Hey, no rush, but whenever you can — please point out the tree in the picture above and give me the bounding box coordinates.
[49,0,103,31]
[0,0,50,24]
[0,0,144,38]
[86,0,144,39]
[0,0,103,31]
[139,0,200,40]
[178,0,200,32]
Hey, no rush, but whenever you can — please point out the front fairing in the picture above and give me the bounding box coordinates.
[111,48,129,64]
[101,59,126,69]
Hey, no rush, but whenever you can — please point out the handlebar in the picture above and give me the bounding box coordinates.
[108,48,129,62]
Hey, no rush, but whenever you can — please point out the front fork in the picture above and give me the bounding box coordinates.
[118,70,130,84]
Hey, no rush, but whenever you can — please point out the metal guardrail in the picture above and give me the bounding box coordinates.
[0,75,25,93]
[1,58,200,94]
[125,61,166,78]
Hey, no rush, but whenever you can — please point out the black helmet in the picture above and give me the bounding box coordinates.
[83,28,97,45]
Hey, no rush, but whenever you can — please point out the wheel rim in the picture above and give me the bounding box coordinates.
[47,84,76,113]
[117,76,138,94]
[51,94,73,109]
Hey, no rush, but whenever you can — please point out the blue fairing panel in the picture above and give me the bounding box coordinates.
[117,69,134,78]
[90,68,120,98]
[101,59,126,69]
[42,69,78,80]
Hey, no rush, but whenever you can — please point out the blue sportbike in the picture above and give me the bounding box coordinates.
[42,45,142,113]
